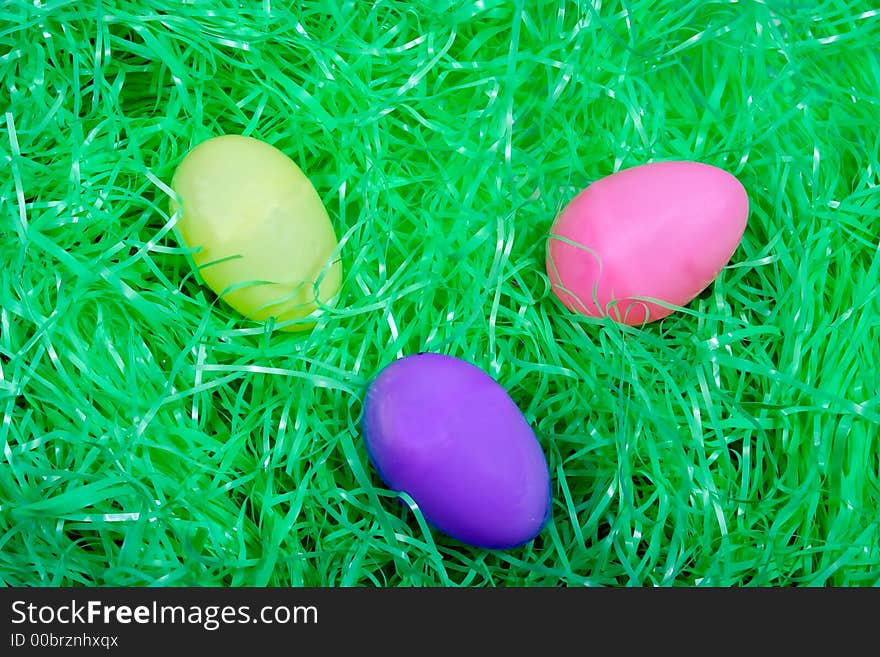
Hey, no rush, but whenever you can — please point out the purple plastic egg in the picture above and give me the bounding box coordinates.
[361,353,552,549]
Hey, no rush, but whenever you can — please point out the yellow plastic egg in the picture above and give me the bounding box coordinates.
[170,135,342,331]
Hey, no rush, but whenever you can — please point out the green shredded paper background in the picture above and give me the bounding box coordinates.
[1,0,879,586]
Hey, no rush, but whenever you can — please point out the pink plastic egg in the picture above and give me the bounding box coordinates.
[546,160,749,325]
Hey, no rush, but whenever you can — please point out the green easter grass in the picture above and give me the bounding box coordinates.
[2,0,879,587]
